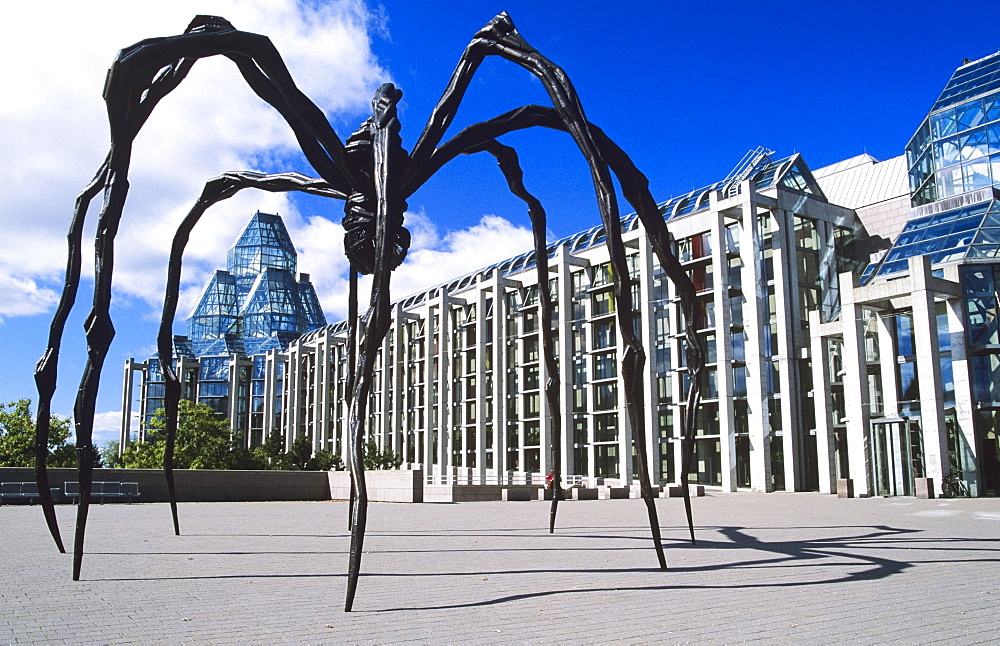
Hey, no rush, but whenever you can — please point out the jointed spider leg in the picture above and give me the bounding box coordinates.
[155,172,345,536]
[345,84,406,612]
[43,15,366,579]
[465,140,563,531]
[402,16,670,567]
[347,266,358,533]
[409,30,667,566]
[419,104,703,542]
[32,160,109,555]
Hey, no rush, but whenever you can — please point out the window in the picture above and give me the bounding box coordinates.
[592,290,615,316]
[594,320,616,349]
[593,352,617,380]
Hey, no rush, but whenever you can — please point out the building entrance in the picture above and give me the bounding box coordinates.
[868,419,924,496]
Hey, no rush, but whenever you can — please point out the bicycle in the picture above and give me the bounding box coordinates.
[941,470,971,498]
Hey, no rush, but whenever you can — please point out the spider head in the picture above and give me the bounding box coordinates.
[372,83,403,128]
[185,15,235,34]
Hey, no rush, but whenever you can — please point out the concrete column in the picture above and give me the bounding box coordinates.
[491,275,508,476]
[476,285,490,483]
[120,359,144,449]
[616,265,632,485]
[314,334,329,452]
[422,304,436,478]
[809,312,836,494]
[910,257,948,495]
[711,211,737,491]
[556,246,578,480]
[946,296,978,493]
[771,209,804,490]
[285,344,301,448]
[262,351,276,443]
[741,199,771,492]
[437,292,452,479]
[634,232,661,484]
[391,303,406,460]
[840,271,872,496]
[877,311,899,418]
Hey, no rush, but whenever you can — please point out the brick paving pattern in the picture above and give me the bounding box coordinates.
[2,493,999,644]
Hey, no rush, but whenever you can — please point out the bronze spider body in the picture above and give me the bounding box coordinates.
[33,12,704,611]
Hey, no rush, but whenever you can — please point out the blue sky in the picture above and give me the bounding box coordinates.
[1,0,998,445]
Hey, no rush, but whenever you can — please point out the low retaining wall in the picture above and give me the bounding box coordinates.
[328,470,423,503]
[424,484,504,502]
[0,467,330,502]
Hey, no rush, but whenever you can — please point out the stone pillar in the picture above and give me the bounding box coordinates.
[476,284,490,483]
[809,313,836,494]
[876,311,899,418]
[910,257,948,495]
[711,211,737,491]
[741,198,771,492]
[840,271,872,496]
[120,359,143,450]
[946,296,977,493]
[770,209,802,491]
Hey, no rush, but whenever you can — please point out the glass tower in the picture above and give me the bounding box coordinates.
[187,211,326,357]
[906,52,1000,207]
[134,211,327,435]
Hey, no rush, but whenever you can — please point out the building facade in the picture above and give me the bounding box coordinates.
[124,51,1000,497]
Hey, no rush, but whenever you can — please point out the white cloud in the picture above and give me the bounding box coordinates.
[0,275,60,322]
[387,212,535,312]
[288,209,534,323]
[91,411,126,447]
[1,0,537,334]
[0,0,388,319]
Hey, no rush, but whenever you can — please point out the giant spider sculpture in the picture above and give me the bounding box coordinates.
[33,13,705,612]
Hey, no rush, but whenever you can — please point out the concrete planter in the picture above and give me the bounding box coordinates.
[328,470,423,503]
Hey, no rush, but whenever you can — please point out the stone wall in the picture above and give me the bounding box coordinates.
[0,467,331,502]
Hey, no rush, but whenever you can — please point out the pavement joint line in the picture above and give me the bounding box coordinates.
[2,494,999,642]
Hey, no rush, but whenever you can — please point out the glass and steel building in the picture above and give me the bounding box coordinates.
[123,51,1000,497]
[811,51,1000,498]
[121,212,326,448]
[215,149,872,492]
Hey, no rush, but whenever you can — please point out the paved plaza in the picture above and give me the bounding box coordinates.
[2,493,999,644]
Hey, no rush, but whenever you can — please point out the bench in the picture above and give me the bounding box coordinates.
[1,481,41,504]
[65,481,140,504]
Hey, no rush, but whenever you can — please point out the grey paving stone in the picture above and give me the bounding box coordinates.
[2,494,999,643]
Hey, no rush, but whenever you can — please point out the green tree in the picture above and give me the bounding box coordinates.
[362,438,402,471]
[309,449,343,471]
[252,430,286,469]
[100,440,123,468]
[284,435,314,470]
[122,400,235,470]
[0,399,75,468]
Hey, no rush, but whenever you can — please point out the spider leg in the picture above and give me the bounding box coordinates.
[345,84,406,613]
[32,159,109,555]
[155,172,345,537]
[402,17,667,563]
[47,16,365,579]
[414,104,702,543]
[411,66,667,568]
[463,140,563,531]
[347,266,358,533]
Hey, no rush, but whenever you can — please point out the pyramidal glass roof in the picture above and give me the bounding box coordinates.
[175,212,327,358]
[863,197,1000,282]
[930,52,1000,114]
[228,211,297,277]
